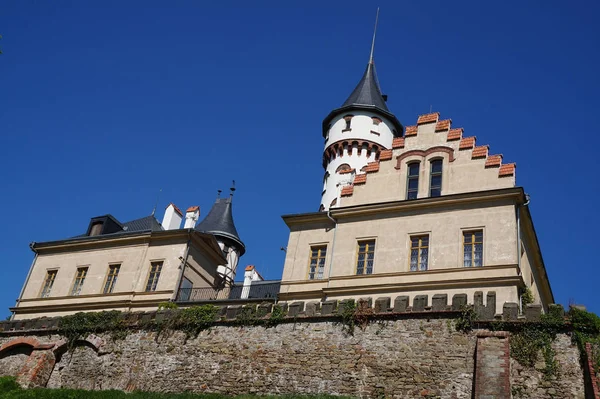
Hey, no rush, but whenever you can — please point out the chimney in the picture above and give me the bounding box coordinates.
[241,265,263,299]
[162,203,183,230]
[184,206,200,229]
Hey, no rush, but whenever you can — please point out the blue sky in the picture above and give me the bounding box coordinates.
[1,1,599,317]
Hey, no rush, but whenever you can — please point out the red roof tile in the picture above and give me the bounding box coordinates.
[435,119,451,131]
[340,186,354,197]
[338,168,355,175]
[499,163,516,177]
[166,203,183,216]
[365,162,380,173]
[447,128,463,141]
[186,206,199,213]
[405,126,418,136]
[459,137,476,150]
[417,112,440,125]
[353,174,367,185]
[392,137,405,149]
[471,145,489,159]
[485,154,503,168]
[245,265,255,271]
[379,149,393,161]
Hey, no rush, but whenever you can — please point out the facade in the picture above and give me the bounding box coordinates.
[11,195,246,320]
[279,57,553,314]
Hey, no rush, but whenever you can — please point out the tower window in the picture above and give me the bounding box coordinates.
[71,267,88,296]
[430,159,443,197]
[343,115,353,132]
[410,235,429,271]
[356,240,375,275]
[308,245,327,280]
[407,162,420,200]
[146,261,163,292]
[372,117,382,125]
[463,230,483,267]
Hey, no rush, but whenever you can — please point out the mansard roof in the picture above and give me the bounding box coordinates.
[322,62,404,137]
[195,197,245,255]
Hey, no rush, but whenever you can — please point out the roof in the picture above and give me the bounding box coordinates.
[122,215,163,233]
[342,62,389,111]
[195,197,245,255]
[322,62,404,137]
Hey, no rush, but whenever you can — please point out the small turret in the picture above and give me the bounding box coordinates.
[196,187,245,287]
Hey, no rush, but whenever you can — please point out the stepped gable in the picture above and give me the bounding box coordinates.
[339,111,516,198]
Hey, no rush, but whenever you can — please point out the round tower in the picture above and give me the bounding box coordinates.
[320,61,403,211]
[195,190,245,287]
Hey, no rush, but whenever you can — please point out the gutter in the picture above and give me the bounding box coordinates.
[324,210,338,298]
[12,243,39,320]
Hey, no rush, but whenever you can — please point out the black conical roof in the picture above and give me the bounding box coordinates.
[322,61,403,137]
[195,197,245,255]
[341,63,389,111]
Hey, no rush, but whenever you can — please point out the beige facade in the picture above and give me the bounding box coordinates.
[280,112,553,314]
[11,230,226,320]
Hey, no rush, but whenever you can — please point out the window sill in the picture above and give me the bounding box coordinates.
[342,129,352,133]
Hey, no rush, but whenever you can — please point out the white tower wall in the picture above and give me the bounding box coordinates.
[321,111,397,210]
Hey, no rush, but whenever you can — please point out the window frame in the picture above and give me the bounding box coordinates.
[409,235,430,271]
[103,263,121,294]
[39,269,58,298]
[406,162,420,200]
[307,245,328,280]
[70,266,89,296]
[429,158,443,197]
[145,261,163,292]
[463,230,484,267]
[355,239,376,275]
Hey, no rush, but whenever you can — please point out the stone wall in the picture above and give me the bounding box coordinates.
[0,294,591,398]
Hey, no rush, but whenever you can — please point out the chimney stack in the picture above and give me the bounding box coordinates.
[184,206,200,229]
[162,203,183,230]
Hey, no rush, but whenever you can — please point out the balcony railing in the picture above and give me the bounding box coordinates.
[177,281,280,303]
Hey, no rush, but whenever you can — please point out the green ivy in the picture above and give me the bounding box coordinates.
[157,302,179,310]
[521,288,534,307]
[59,311,126,348]
[455,305,477,333]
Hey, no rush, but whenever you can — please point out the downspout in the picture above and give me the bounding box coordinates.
[324,210,338,300]
[12,243,39,320]
[171,230,192,302]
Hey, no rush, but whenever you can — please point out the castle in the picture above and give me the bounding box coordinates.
[9,36,552,321]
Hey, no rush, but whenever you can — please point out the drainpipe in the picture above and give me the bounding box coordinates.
[324,210,338,300]
[171,230,192,302]
[12,243,39,320]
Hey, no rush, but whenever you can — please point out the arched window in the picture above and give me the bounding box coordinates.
[429,159,443,197]
[406,162,420,200]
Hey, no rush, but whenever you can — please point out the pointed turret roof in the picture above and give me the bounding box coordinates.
[195,197,245,255]
[341,62,389,111]
[322,61,403,137]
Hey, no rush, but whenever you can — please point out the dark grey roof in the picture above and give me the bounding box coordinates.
[342,62,389,111]
[122,215,163,232]
[322,62,403,137]
[195,197,245,255]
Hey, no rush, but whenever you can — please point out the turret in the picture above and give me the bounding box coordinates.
[320,60,403,211]
[195,188,245,287]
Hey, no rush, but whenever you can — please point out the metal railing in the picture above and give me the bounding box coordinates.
[177,281,280,302]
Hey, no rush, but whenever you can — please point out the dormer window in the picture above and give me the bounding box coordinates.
[430,159,443,197]
[343,115,353,132]
[89,222,104,236]
[407,162,420,200]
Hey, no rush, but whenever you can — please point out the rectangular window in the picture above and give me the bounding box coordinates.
[407,163,420,200]
[103,264,121,294]
[145,261,163,292]
[430,159,442,197]
[356,240,375,275]
[463,230,483,267]
[40,270,57,298]
[308,246,327,280]
[70,267,88,296]
[410,235,429,271]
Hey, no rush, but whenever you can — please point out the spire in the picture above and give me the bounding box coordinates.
[369,8,379,65]
[195,196,245,255]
